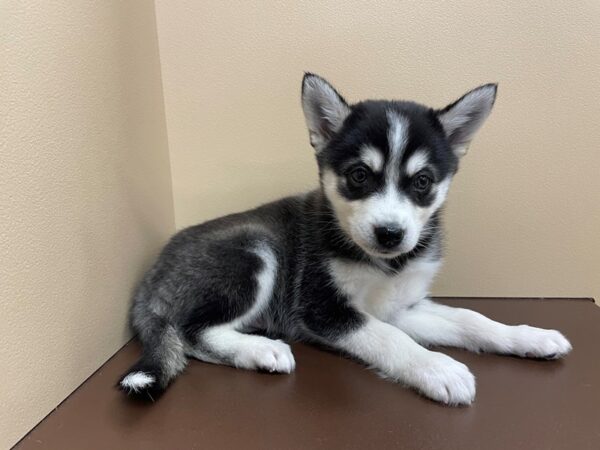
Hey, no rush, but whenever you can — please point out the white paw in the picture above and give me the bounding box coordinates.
[511,326,572,359]
[235,339,296,374]
[405,352,476,406]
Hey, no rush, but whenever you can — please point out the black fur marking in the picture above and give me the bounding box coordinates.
[180,240,263,342]
[323,100,459,203]
[298,246,366,341]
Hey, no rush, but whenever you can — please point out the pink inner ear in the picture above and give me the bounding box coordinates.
[437,84,497,152]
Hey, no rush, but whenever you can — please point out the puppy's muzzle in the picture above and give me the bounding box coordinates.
[374,225,404,249]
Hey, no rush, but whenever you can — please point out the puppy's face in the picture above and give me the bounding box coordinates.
[320,104,456,258]
[301,74,497,259]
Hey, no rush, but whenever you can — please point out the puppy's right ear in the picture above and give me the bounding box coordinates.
[301,73,350,152]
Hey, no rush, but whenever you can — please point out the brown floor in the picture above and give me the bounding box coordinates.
[14,298,600,450]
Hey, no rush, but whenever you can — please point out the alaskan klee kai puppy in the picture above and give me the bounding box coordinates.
[119,74,572,405]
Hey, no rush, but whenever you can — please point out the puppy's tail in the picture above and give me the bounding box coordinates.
[118,315,187,401]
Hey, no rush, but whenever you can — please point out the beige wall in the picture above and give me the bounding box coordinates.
[0,2,174,447]
[155,1,600,301]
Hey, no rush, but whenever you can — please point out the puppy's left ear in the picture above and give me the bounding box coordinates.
[437,84,497,157]
[301,73,351,152]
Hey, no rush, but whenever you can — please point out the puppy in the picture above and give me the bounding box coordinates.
[119,74,571,405]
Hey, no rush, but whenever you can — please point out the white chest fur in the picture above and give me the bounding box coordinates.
[328,256,441,321]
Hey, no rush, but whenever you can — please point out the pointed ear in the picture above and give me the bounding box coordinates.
[437,84,497,157]
[301,73,351,152]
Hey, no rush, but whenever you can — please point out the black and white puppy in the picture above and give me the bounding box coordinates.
[119,74,571,405]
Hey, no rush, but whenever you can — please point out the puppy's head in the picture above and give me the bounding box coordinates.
[301,73,496,259]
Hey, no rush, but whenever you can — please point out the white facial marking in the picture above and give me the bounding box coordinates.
[322,168,452,259]
[405,150,429,177]
[321,111,453,259]
[360,145,384,173]
[386,111,409,185]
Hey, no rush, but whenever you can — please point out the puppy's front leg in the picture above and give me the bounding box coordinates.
[332,314,476,405]
[391,300,572,359]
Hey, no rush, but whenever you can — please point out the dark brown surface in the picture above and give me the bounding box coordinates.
[15,298,600,450]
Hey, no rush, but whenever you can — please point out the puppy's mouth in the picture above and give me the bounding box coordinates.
[354,233,421,259]
[359,242,405,260]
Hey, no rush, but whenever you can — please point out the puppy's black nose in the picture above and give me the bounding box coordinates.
[374,226,404,249]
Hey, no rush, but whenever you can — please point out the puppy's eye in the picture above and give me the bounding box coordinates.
[349,167,369,186]
[413,173,432,192]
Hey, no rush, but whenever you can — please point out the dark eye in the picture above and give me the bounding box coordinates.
[413,173,432,192]
[349,167,369,186]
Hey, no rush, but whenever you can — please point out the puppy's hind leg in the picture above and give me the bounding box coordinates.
[191,327,296,373]
[186,243,295,374]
